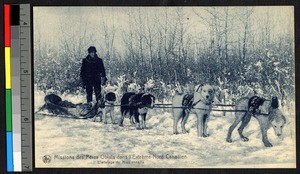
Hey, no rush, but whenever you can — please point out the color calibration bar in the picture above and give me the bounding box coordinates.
[4,4,14,172]
[4,4,32,172]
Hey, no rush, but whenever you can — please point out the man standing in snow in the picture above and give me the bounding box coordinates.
[80,46,107,103]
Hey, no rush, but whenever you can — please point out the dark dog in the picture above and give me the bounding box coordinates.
[119,92,155,129]
[38,94,79,115]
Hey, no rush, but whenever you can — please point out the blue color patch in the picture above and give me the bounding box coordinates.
[6,132,14,171]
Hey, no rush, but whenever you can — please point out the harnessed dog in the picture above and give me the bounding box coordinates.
[38,93,81,116]
[119,92,155,130]
[226,96,286,147]
[93,92,116,123]
[172,84,216,137]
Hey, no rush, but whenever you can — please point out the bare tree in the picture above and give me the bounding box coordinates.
[101,11,116,80]
[236,7,254,62]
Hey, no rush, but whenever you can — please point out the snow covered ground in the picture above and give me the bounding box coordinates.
[34,91,296,168]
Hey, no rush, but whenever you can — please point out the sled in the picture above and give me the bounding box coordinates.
[36,101,102,120]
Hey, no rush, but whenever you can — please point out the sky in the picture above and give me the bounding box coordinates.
[33,6,294,56]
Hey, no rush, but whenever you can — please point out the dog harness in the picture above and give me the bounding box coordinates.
[248,96,265,115]
[182,94,194,110]
[128,95,144,108]
[98,98,106,109]
[182,94,213,111]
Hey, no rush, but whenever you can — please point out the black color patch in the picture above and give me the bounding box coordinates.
[11,5,20,26]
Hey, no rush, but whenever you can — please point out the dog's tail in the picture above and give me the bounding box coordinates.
[271,96,279,109]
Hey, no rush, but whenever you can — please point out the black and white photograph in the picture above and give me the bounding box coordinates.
[33,6,295,168]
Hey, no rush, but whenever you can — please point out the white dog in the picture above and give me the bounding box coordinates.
[226,96,286,147]
[172,84,216,137]
[94,92,117,124]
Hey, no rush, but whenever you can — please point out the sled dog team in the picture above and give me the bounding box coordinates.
[92,84,287,147]
[43,84,287,147]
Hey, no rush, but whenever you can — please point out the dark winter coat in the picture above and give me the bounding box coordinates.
[80,54,106,86]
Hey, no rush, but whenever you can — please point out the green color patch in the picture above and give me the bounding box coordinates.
[6,90,12,131]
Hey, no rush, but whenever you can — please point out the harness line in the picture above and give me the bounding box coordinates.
[99,104,269,116]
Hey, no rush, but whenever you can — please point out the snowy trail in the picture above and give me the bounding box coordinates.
[35,107,296,168]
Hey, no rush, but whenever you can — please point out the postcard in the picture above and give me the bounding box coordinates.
[34,6,296,168]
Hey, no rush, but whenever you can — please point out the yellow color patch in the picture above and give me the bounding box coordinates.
[5,47,11,89]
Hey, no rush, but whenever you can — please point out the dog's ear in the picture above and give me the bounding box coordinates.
[150,94,155,102]
[271,96,279,109]
[282,115,287,124]
[196,84,203,92]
